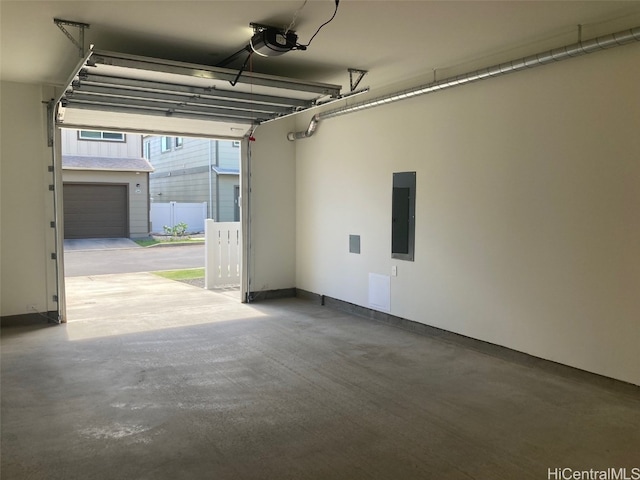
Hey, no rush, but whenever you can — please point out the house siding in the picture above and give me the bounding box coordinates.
[62,129,142,158]
[146,136,239,221]
[218,176,239,222]
[151,171,212,206]
[218,141,241,170]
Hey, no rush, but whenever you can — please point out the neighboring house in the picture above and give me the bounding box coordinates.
[61,129,153,239]
[145,136,240,223]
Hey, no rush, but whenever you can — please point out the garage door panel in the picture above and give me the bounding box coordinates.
[64,184,128,239]
[56,49,343,138]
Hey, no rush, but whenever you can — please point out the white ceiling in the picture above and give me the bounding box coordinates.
[3,1,640,95]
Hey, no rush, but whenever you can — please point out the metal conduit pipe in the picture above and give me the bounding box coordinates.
[288,26,640,140]
[287,114,321,141]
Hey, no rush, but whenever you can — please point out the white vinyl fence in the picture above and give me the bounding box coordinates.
[150,202,207,234]
[205,220,241,288]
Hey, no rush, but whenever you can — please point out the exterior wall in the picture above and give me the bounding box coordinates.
[63,170,150,238]
[151,171,212,205]
[61,129,142,158]
[218,141,241,170]
[1,82,58,317]
[146,136,239,220]
[218,176,239,222]
[294,45,640,385]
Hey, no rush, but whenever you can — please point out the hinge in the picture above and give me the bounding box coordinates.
[52,295,59,303]
[51,253,57,260]
[50,221,56,228]
[48,165,54,172]
[49,185,55,191]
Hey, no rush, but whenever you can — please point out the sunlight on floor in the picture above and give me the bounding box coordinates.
[65,272,266,341]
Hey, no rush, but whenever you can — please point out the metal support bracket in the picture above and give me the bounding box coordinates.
[54,18,90,57]
[46,100,55,147]
[348,68,368,92]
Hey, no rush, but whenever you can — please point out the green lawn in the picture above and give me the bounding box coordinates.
[153,268,205,281]
[134,238,160,247]
[134,237,205,247]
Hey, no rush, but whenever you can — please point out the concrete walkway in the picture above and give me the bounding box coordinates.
[64,238,140,251]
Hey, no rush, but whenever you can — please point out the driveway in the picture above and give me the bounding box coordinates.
[64,238,140,251]
[63,240,239,324]
[64,240,204,276]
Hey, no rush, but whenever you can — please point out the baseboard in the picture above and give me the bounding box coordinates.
[295,289,640,394]
[248,288,297,302]
[1,311,59,328]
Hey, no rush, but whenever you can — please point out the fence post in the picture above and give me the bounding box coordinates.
[205,219,217,290]
[169,201,176,229]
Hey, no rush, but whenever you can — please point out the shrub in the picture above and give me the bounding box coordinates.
[163,222,188,237]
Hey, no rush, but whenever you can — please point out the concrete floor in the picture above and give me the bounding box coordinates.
[2,273,639,479]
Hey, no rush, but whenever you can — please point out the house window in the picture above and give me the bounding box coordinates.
[175,137,184,148]
[161,136,172,152]
[79,130,125,142]
[144,142,151,160]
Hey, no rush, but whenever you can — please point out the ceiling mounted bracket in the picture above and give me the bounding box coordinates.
[54,18,90,57]
[577,24,583,43]
[348,68,368,92]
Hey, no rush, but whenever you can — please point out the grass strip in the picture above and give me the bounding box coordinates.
[134,238,160,247]
[135,238,205,247]
[153,268,205,281]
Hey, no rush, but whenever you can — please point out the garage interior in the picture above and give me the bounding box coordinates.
[2,1,640,478]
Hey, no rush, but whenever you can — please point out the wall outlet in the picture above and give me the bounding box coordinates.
[391,265,397,277]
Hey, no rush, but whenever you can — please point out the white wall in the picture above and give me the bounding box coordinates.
[295,45,640,385]
[247,118,296,294]
[1,82,58,317]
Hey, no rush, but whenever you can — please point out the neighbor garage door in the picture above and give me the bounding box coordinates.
[63,184,128,239]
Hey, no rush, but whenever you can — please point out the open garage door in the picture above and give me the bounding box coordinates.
[53,48,342,315]
[57,49,342,138]
[63,183,128,239]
